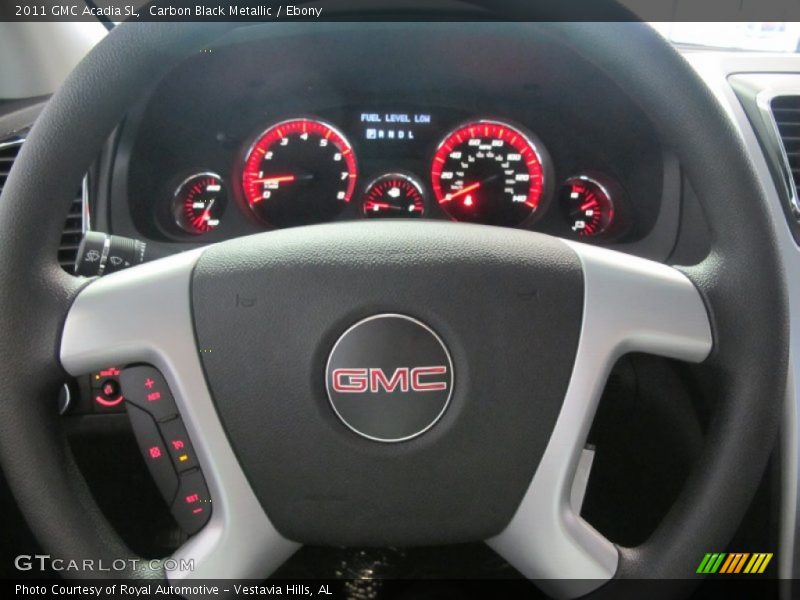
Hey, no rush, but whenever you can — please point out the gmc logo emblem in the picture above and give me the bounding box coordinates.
[332,366,448,393]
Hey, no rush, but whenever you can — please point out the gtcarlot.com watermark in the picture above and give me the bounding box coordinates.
[14,554,194,573]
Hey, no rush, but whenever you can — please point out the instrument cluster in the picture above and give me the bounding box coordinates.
[160,110,631,243]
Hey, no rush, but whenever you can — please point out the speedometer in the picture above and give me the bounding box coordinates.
[241,118,357,227]
[431,120,547,226]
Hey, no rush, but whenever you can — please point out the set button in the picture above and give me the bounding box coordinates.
[172,469,212,535]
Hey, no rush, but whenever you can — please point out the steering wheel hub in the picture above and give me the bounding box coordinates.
[188,222,584,546]
[325,313,454,443]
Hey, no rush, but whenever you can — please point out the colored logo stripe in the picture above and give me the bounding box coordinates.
[744,553,773,574]
[697,553,726,574]
[697,553,773,574]
[719,553,748,573]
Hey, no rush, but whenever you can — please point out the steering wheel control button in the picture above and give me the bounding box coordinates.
[159,417,199,472]
[101,379,120,398]
[171,469,212,535]
[326,314,454,442]
[125,404,178,502]
[90,366,125,412]
[120,366,178,422]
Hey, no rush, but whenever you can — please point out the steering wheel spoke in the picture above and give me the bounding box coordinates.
[60,250,299,580]
[488,242,713,599]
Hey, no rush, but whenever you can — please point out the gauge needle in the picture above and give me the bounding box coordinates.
[251,175,297,185]
[444,181,481,202]
[198,198,216,223]
[366,201,393,211]
[250,174,308,204]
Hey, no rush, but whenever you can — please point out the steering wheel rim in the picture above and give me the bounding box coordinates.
[0,18,788,598]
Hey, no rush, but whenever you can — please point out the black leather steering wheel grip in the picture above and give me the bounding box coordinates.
[0,14,788,597]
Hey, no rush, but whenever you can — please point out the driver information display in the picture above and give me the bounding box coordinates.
[359,112,433,142]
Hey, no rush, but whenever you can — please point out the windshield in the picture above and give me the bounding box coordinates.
[651,22,800,53]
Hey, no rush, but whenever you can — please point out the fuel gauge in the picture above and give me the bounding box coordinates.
[173,172,226,235]
[559,175,619,238]
[362,173,425,218]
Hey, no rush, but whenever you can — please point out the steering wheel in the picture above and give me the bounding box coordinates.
[0,19,788,600]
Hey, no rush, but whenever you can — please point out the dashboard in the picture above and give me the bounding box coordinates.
[136,110,625,238]
[103,24,675,259]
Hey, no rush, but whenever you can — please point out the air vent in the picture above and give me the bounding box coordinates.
[0,136,86,271]
[59,188,85,270]
[0,138,23,196]
[769,95,800,218]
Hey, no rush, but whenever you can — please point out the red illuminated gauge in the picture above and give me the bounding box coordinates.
[241,118,357,227]
[172,173,226,235]
[362,173,425,218]
[560,175,616,238]
[431,120,546,226]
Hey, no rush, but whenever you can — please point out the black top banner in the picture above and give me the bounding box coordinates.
[3,0,800,23]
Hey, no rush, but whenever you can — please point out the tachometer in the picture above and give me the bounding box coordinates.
[241,118,357,227]
[431,120,547,226]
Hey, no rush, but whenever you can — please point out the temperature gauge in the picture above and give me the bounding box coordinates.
[362,173,425,218]
[172,173,226,235]
[559,175,618,238]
